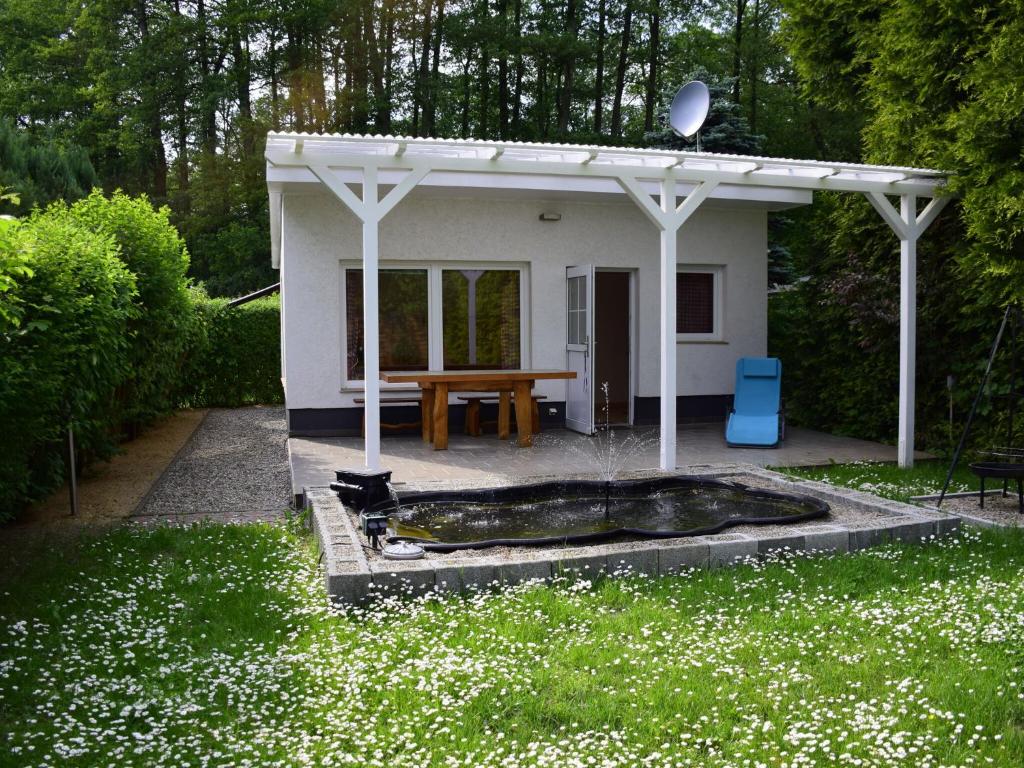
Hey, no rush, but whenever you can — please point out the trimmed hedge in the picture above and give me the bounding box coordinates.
[68,191,196,427]
[0,207,137,517]
[180,293,283,408]
[0,192,283,522]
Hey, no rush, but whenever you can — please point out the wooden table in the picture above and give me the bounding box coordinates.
[379,370,577,450]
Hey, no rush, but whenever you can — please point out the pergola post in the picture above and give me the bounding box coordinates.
[898,195,917,469]
[659,179,679,470]
[362,169,382,469]
[617,176,719,471]
[308,162,428,470]
[867,191,951,468]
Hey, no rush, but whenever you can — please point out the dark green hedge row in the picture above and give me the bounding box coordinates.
[767,194,1007,459]
[181,294,283,408]
[0,193,281,521]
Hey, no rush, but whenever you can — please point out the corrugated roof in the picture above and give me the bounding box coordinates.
[264,131,949,185]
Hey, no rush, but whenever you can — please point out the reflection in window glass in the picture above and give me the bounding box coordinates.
[567,275,585,345]
[346,269,429,379]
[677,272,715,334]
[442,269,520,370]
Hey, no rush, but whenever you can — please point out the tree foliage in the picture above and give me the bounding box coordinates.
[0,121,99,214]
[0,0,827,296]
[776,0,1024,452]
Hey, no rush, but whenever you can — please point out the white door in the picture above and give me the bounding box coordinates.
[565,265,595,434]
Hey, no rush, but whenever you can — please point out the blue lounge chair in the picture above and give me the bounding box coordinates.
[726,357,783,447]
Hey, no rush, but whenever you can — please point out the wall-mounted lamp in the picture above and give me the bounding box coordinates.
[538,212,562,222]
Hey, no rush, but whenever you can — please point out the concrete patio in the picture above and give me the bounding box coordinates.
[289,424,930,502]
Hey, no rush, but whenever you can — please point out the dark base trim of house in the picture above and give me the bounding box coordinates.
[287,396,729,437]
[632,395,732,426]
[288,401,569,437]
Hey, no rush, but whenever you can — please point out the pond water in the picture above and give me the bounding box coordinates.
[387,477,829,551]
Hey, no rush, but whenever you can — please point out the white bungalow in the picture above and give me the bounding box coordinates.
[265,133,949,472]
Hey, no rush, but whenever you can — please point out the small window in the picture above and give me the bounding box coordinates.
[677,268,722,340]
[567,275,586,345]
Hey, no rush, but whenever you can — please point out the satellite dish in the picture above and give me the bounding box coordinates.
[669,81,710,140]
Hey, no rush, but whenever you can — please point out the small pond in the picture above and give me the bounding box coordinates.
[387,476,829,551]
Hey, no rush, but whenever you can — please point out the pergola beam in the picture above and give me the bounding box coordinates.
[267,151,945,198]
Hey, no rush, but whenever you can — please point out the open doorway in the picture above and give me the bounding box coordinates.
[594,270,633,425]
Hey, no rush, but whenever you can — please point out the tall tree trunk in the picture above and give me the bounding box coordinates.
[557,0,578,136]
[331,41,343,130]
[748,0,760,133]
[344,35,355,130]
[364,0,388,133]
[511,0,524,134]
[425,0,446,136]
[478,44,490,138]
[233,29,253,158]
[135,0,167,199]
[269,28,281,129]
[478,0,490,139]
[286,24,305,131]
[536,58,546,135]
[175,91,189,215]
[594,0,606,134]
[732,0,747,103]
[384,3,395,128]
[610,0,632,138]
[497,0,509,139]
[412,0,434,136]
[460,53,472,138]
[350,6,369,131]
[643,4,659,132]
[197,0,217,152]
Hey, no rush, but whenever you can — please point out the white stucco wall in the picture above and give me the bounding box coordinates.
[279,188,767,412]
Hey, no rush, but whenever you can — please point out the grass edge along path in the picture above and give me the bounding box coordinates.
[1,520,1023,767]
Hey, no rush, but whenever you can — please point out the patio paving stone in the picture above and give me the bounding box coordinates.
[289,423,931,502]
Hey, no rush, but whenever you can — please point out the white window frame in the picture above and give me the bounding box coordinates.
[340,260,530,389]
[676,265,725,343]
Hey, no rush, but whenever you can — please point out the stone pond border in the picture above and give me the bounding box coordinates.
[306,463,964,604]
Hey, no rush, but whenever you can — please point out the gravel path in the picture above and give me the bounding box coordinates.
[935,492,1024,528]
[133,407,291,522]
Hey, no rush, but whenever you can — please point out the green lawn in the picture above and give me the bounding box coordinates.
[2,521,1023,767]
[774,460,978,503]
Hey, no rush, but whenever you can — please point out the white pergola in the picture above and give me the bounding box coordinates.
[265,132,951,471]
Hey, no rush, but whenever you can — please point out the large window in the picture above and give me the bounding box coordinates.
[442,269,521,370]
[343,264,525,382]
[345,269,429,380]
[677,267,723,341]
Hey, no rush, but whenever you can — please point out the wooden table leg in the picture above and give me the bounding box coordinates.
[514,381,533,447]
[432,382,449,450]
[421,387,434,443]
[465,400,482,436]
[498,392,511,439]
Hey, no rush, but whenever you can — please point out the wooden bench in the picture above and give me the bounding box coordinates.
[459,394,547,437]
[354,396,422,436]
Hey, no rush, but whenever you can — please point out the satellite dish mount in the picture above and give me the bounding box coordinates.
[669,81,710,152]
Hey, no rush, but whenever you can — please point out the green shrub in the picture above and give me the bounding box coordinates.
[180,292,282,407]
[67,191,194,427]
[0,191,280,521]
[0,208,136,520]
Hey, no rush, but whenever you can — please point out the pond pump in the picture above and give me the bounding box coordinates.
[330,468,395,549]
